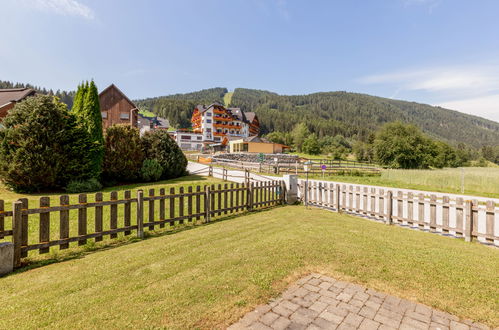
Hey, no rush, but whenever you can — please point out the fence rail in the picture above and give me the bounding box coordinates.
[1,180,285,268]
[298,180,498,246]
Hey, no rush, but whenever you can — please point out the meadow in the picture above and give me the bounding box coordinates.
[303,167,499,198]
[1,206,497,329]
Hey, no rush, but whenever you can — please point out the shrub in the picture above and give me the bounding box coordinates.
[0,95,98,192]
[66,178,102,193]
[103,125,144,182]
[141,159,163,182]
[141,130,187,179]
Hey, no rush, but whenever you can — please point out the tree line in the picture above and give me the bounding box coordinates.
[0,82,187,193]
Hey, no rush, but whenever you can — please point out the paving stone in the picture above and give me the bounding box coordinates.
[312,317,338,330]
[336,293,353,303]
[359,306,377,319]
[290,311,314,325]
[359,318,381,329]
[449,321,470,330]
[304,283,321,293]
[343,312,364,327]
[309,301,328,313]
[227,274,489,330]
[270,316,291,330]
[248,321,273,330]
[260,312,279,326]
[319,310,344,324]
[430,322,450,330]
[400,316,429,330]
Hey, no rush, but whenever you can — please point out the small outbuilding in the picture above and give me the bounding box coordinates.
[229,136,290,154]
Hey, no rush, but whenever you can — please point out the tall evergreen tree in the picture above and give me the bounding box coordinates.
[71,80,103,178]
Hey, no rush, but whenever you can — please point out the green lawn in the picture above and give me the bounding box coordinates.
[302,167,499,198]
[1,206,497,329]
[138,109,156,118]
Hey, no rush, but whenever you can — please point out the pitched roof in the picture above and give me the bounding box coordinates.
[99,84,137,109]
[0,88,36,107]
[243,135,270,143]
[245,112,257,123]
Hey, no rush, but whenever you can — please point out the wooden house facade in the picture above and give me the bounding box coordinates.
[99,84,138,129]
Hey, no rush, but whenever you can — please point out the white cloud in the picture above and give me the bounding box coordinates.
[30,0,94,19]
[437,94,499,122]
[358,64,499,122]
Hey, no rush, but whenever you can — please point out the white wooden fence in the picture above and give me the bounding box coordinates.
[298,180,499,246]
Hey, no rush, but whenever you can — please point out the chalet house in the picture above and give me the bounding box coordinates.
[137,113,170,135]
[0,88,36,118]
[99,84,138,129]
[191,102,260,143]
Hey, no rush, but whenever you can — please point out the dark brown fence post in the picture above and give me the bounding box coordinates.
[0,200,4,239]
[179,187,185,225]
[159,188,165,228]
[110,191,118,238]
[137,190,144,239]
[60,195,70,249]
[19,198,28,258]
[386,191,393,225]
[465,200,473,242]
[205,186,211,222]
[195,186,201,221]
[188,186,193,222]
[39,196,50,254]
[78,194,87,246]
[148,189,155,230]
[95,192,103,241]
[124,190,132,234]
[248,183,254,211]
[12,200,23,268]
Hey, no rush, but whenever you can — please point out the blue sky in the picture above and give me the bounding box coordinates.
[1,0,499,122]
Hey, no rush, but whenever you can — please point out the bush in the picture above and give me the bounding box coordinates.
[103,125,144,182]
[141,130,187,179]
[141,159,163,182]
[0,95,98,192]
[65,178,102,193]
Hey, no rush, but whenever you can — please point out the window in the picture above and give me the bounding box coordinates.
[206,119,212,123]
[101,111,108,119]
[181,135,191,140]
[206,112,212,117]
[197,136,202,140]
[214,137,221,141]
[120,112,130,120]
[206,128,212,132]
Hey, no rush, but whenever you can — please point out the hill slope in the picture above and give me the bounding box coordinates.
[137,88,499,146]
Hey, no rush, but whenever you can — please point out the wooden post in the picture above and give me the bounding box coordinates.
[19,198,28,258]
[223,183,228,214]
[209,165,213,177]
[188,186,193,222]
[407,192,414,226]
[386,191,393,225]
[363,187,368,214]
[124,191,132,234]
[95,192,103,241]
[179,187,184,225]
[170,187,176,226]
[442,196,449,234]
[370,188,376,216]
[59,195,70,249]
[418,193,425,229]
[195,186,201,221]
[355,186,360,212]
[485,201,495,243]
[281,181,286,204]
[248,183,254,211]
[334,184,340,212]
[455,197,464,237]
[205,186,211,222]
[110,191,118,238]
[430,195,437,232]
[465,200,473,242]
[39,197,50,254]
[148,189,155,230]
[229,183,234,212]
[78,194,87,246]
[0,200,4,239]
[12,200,22,268]
[137,190,144,239]
[159,188,165,228]
[378,189,384,220]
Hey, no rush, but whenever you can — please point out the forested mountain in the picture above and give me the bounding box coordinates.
[0,80,75,109]
[135,88,227,128]
[137,87,499,146]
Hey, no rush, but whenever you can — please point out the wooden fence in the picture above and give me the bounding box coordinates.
[298,180,499,246]
[0,181,285,268]
[209,158,380,175]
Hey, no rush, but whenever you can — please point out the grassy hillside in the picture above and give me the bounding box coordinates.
[135,87,499,147]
